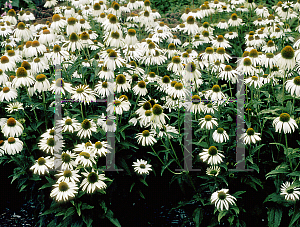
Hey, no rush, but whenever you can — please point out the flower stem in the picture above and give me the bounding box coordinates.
[42,91,48,130]
[80,102,84,120]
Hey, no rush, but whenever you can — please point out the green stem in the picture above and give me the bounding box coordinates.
[151,146,180,175]
[42,91,48,130]
[80,102,84,120]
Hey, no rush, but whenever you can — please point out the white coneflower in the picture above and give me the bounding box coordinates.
[75,150,96,168]
[80,32,94,49]
[103,14,122,33]
[104,50,126,71]
[71,84,96,104]
[183,16,199,35]
[132,80,148,96]
[199,146,225,165]
[39,29,56,46]
[185,95,205,114]
[211,189,237,211]
[285,76,300,97]
[211,35,231,49]
[124,29,138,46]
[108,95,131,115]
[1,117,24,138]
[65,33,83,52]
[56,151,78,171]
[57,116,80,133]
[44,0,57,8]
[0,83,17,102]
[56,169,80,184]
[217,19,229,29]
[6,50,22,64]
[30,156,54,175]
[212,128,229,143]
[77,119,97,139]
[218,65,238,84]
[91,141,111,157]
[261,53,276,69]
[277,46,296,71]
[132,159,152,175]
[151,104,168,125]
[167,56,183,74]
[224,31,238,39]
[31,58,48,74]
[81,169,107,193]
[50,78,73,96]
[66,17,80,36]
[38,137,64,155]
[204,103,218,114]
[273,113,298,134]
[215,47,231,63]
[206,166,221,176]
[115,74,131,93]
[169,82,189,99]
[49,44,70,65]
[280,181,300,201]
[94,81,114,98]
[245,76,263,88]
[51,14,67,32]
[240,128,261,144]
[199,115,218,129]
[228,13,243,26]
[155,124,179,139]
[14,22,32,41]
[0,69,8,85]
[5,102,23,113]
[3,137,23,155]
[98,65,114,80]
[3,9,17,25]
[255,5,269,17]
[34,74,50,93]
[136,129,157,146]
[200,47,216,63]
[50,181,78,202]
[236,58,257,76]
[183,62,202,82]
[0,55,15,72]
[208,85,226,104]
[125,46,143,62]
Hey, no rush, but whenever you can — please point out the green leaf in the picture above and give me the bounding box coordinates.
[130,182,135,192]
[218,210,228,222]
[161,159,175,176]
[64,207,76,220]
[81,203,94,210]
[139,178,148,186]
[289,208,300,227]
[268,207,282,227]
[193,208,203,227]
[139,190,145,199]
[82,214,93,227]
[106,210,121,227]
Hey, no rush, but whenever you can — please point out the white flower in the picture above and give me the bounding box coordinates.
[77,119,97,139]
[240,128,261,144]
[91,141,111,157]
[132,159,152,175]
[280,181,300,201]
[135,130,157,146]
[273,113,298,134]
[212,128,229,143]
[0,83,17,102]
[3,137,23,155]
[80,169,107,194]
[1,117,24,138]
[5,102,23,113]
[75,151,96,168]
[50,181,78,202]
[285,76,300,97]
[57,116,80,133]
[211,189,237,211]
[30,156,54,175]
[206,166,221,176]
[199,146,225,165]
[276,46,296,71]
[71,84,96,104]
[38,137,64,155]
[199,115,218,130]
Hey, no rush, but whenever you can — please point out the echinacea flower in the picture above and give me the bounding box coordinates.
[50,181,78,202]
[57,116,80,133]
[1,117,24,137]
[211,189,237,211]
[212,128,229,143]
[5,102,23,113]
[273,113,298,134]
[280,181,300,201]
[132,159,152,175]
[3,137,23,155]
[285,76,300,97]
[55,169,80,184]
[80,169,107,194]
[75,151,96,168]
[0,83,17,102]
[277,46,296,71]
[71,84,96,104]
[199,115,218,130]
[240,128,261,144]
[136,130,157,146]
[206,166,221,176]
[199,146,225,165]
[77,119,97,139]
[30,156,54,175]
